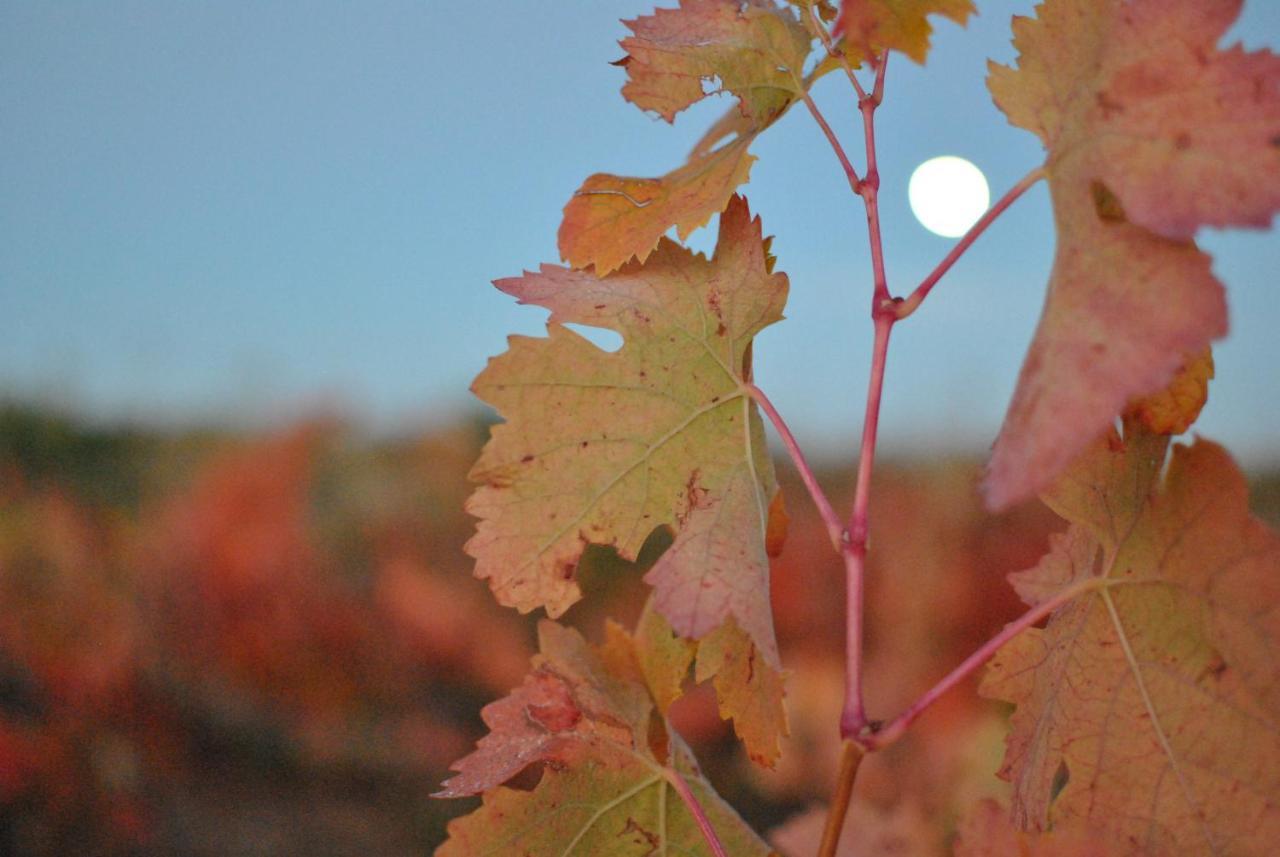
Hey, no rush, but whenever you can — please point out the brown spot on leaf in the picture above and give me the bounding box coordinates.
[1096,90,1124,118]
[1091,180,1127,223]
[677,469,710,526]
[619,817,660,855]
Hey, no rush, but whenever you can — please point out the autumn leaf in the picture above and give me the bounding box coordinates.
[952,799,1113,857]
[1125,348,1214,437]
[980,421,1280,855]
[608,600,790,767]
[990,0,1280,240]
[470,195,786,670]
[619,0,812,125]
[983,0,1280,509]
[436,621,772,857]
[770,799,941,856]
[560,0,815,274]
[982,183,1225,510]
[559,135,758,278]
[833,0,974,65]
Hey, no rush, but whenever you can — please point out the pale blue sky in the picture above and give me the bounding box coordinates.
[2,2,1278,462]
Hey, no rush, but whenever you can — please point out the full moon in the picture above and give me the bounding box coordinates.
[908,156,990,238]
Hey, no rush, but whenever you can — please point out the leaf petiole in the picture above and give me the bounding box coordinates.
[664,768,730,857]
[862,575,1107,751]
[896,165,1046,319]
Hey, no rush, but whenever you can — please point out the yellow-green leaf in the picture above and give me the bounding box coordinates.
[437,621,772,856]
[470,196,787,669]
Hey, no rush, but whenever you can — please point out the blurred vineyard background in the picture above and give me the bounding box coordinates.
[2,401,1278,855]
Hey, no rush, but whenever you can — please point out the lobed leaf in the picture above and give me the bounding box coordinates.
[952,799,1114,857]
[619,0,812,126]
[609,601,790,767]
[833,0,974,65]
[436,621,772,856]
[983,0,1280,508]
[981,422,1280,855]
[559,0,817,274]
[558,136,757,278]
[470,195,787,668]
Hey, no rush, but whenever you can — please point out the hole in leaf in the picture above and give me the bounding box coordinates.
[575,526,673,598]
[563,323,623,353]
[1050,760,1071,801]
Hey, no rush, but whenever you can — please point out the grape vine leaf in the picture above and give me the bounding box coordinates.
[436,621,773,856]
[980,421,1280,855]
[618,0,812,126]
[953,799,1113,857]
[833,0,974,64]
[559,0,815,275]
[469,194,786,665]
[1126,348,1214,438]
[982,0,1280,510]
[608,601,790,767]
[770,799,939,856]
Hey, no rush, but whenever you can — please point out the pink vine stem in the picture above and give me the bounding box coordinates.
[896,165,1046,319]
[772,23,1048,857]
[866,576,1106,749]
[745,382,844,552]
[666,769,729,857]
[840,55,892,738]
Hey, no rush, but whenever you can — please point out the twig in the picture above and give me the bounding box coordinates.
[840,313,893,737]
[896,165,1046,319]
[855,55,889,303]
[745,382,844,552]
[817,741,866,857]
[865,576,1105,750]
[665,768,729,857]
[797,88,862,195]
[802,4,869,102]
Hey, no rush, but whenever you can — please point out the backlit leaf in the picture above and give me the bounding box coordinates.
[611,600,790,767]
[436,621,772,856]
[952,799,1114,857]
[1125,348,1214,437]
[983,0,1280,508]
[980,422,1280,855]
[560,1,816,274]
[833,0,974,64]
[619,0,812,126]
[469,196,786,669]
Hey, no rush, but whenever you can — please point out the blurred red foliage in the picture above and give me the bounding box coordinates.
[0,408,1089,854]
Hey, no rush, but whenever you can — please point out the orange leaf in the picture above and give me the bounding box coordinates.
[981,423,1280,854]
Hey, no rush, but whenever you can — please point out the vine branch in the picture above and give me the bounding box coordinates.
[865,576,1106,750]
[745,382,844,552]
[798,88,862,195]
[896,165,1046,319]
[793,36,1048,853]
[817,741,866,857]
[840,311,893,737]
[802,4,870,103]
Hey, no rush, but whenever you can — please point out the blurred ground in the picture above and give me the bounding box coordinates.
[1,402,1277,855]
